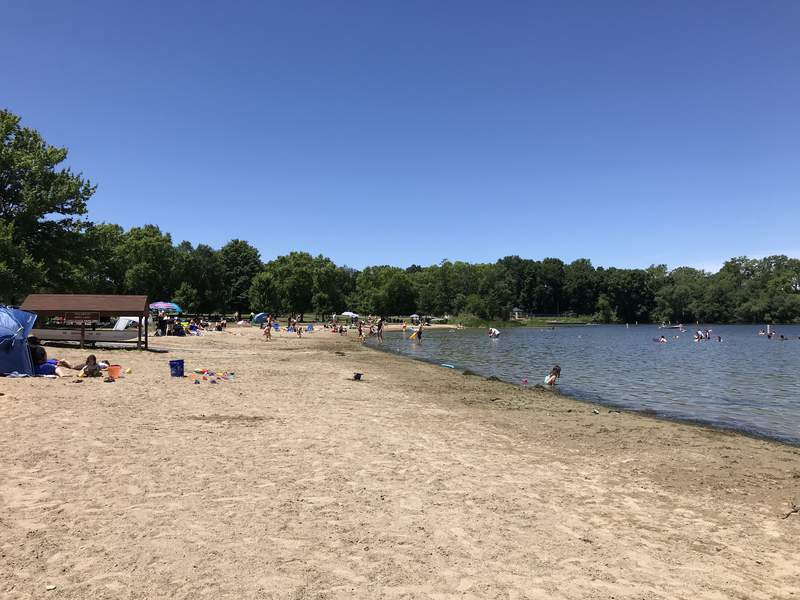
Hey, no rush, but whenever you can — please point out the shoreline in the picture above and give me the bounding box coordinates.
[2,328,798,597]
[365,337,800,449]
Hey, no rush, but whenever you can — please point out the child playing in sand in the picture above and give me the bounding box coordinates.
[545,365,561,386]
[76,355,103,377]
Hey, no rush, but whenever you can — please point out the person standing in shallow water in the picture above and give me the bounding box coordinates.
[545,365,561,386]
[377,317,384,342]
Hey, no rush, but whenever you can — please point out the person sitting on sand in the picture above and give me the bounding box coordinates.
[545,365,561,386]
[29,345,69,377]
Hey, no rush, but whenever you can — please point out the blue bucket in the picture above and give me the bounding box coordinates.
[169,359,185,377]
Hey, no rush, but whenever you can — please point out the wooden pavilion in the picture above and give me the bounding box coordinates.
[20,294,150,349]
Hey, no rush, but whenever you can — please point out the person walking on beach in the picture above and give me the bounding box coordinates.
[377,317,384,342]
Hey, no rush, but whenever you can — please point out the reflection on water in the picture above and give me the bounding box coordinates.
[372,325,800,445]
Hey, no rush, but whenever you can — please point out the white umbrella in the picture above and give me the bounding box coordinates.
[410,314,419,318]
[341,311,359,318]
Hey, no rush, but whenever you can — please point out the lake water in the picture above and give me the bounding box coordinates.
[371,325,800,445]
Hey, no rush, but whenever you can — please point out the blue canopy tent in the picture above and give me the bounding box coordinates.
[252,312,268,324]
[0,306,37,375]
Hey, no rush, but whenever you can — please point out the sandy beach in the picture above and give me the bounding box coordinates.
[1,326,799,599]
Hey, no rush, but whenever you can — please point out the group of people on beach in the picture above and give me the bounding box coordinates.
[356,318,384,343]
[260,314,310,340]
[156,312,223,337]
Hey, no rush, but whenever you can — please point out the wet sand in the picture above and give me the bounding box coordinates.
[1,327,799,599]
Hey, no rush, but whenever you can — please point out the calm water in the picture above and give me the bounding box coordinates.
[372,325,800,445]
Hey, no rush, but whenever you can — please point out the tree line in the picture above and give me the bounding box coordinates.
[3,108,800,323]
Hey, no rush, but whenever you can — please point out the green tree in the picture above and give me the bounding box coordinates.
[351,265,416,315]
[0,109,96,293]
[480,264,514,319]
[593,293,617,323]
[311,256,352,318]
[652,267,707,323]
[69,223,127,294]
[375,271,417,316]
[0,221,42,303]
[249,271,279,314]
[174,242,224,312]
[262,252,315,318]
[564,258,598,315]
[219,239,262,313]
[115,225,177,300]
[173,281,200,313]
[598,267,655,323]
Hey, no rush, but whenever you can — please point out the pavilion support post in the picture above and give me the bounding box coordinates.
[144,312,149,350]
[137,316,143,350]
[80,324,85,349]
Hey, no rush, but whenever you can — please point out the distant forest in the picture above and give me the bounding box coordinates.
[3,108,800,323]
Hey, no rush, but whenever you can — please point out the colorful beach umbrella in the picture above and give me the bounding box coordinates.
[149,301,183,313]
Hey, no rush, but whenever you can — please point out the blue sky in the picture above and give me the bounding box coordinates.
[4,1,799,271]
